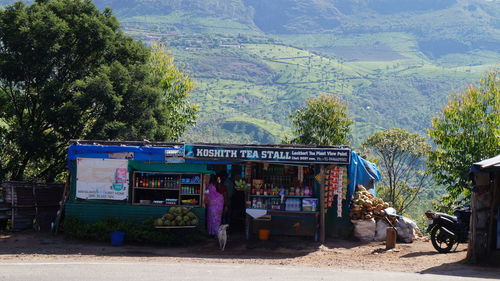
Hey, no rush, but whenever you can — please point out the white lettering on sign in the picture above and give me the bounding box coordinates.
[196,149,240,158]
[187,145,351,164]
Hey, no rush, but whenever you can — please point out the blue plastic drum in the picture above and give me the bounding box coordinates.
[110,231,125,246]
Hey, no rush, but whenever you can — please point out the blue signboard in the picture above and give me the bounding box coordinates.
[183,144,351,164]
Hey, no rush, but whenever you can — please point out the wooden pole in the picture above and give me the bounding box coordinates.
[11,184,14,231]
[319,164,326,244]
[386,227,396,250]
[487,172,499,257]
[467,190,477,261]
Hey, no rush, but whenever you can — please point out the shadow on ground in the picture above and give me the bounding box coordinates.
[0,230,336,260]
[419,259,500,279]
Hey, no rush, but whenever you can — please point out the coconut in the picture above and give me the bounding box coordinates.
[154,218,163,226]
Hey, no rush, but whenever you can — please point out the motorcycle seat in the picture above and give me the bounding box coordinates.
[436,212,457,222]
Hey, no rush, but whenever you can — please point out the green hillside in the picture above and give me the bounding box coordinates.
[103,0,500,146]
[2,0,499,146]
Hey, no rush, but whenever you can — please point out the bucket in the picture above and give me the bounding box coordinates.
[258,229,270,241]
[110,231,125,246]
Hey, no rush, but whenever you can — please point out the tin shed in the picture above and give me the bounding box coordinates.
[468,155,500,263]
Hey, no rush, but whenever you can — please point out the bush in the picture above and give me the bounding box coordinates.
[63,216,207,246]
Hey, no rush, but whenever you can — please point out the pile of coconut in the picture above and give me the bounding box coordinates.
[349,185,390,220]
[154,206,199,227]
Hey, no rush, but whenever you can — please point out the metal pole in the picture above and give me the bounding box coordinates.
[319,165,326,244]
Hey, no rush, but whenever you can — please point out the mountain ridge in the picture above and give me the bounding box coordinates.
[1,0,499,146]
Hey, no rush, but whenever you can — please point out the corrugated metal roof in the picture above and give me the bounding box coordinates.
[69,139,350,149]
[473,154,500,169]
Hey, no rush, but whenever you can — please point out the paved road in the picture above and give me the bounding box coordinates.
[0,261,497,281]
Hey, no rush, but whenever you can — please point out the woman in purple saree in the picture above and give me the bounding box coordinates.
[206,177,224,236]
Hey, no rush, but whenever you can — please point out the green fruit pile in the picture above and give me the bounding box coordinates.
[154,206,199,227]
[234,179,251,191]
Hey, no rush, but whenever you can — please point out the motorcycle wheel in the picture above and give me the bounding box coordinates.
[430,227,456,253]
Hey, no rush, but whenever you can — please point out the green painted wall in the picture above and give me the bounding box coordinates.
[65,203,206,232]
[325,200,352,238]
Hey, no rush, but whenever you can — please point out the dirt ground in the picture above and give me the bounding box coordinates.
[1,231,499,278]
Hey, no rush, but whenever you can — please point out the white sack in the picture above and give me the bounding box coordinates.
[352,219,376,242]
[374,219,389,241]
[395,216,419,243]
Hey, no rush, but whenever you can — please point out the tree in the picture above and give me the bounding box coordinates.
[288,94,352,145]
[362,128,431,214]
[428,71,500,206]
[0,0,197,182]
[148,43,198,142]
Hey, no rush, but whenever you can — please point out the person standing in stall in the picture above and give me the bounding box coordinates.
[216,173,230,224]
[205,175,225,236]
[223,173,235,224]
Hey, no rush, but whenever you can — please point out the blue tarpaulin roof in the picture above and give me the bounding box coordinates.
[67,144,239,170]
[347,151,382,201]
[68,144,179,161]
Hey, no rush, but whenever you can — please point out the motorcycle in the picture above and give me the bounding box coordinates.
[425,206,471,253]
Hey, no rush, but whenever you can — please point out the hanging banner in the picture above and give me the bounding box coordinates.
[324,165,348,217]
[76,158,129,200]
[184,144,351,164]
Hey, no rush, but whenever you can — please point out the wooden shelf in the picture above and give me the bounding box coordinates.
[132,203,171,206]
[268,210,319,216]
[249,195,314,198]
[134,187,179,191]
[132,171,204,208]
[155,226,196,229]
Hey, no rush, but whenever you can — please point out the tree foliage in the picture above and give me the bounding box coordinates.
[362,128,431,214]
[148,43,198,141]
[0,0,197,182]
[428,71,500,206]
[288,94,353,145]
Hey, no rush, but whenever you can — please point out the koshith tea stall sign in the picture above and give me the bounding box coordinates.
[184,144,351,164]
